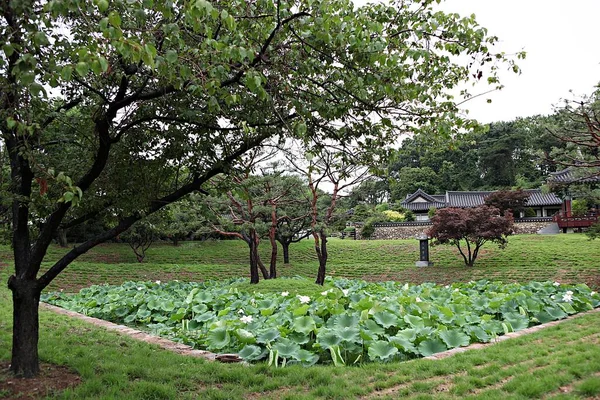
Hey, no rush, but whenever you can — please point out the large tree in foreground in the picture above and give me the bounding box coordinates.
[1,0,517,376]
[428,206,514,267]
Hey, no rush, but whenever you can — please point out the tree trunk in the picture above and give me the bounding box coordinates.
[268,232,277,279]
[57,229,68,248]
[282,241,290,264]
[248,233,260,284]
[8,276,41,378]
[315,230,328,285]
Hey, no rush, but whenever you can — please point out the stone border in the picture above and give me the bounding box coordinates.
[424,307,600,360]
[41,303,600,363]
[41,303,224,362]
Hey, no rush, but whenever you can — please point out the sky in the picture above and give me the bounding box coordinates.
[437,0,600,123]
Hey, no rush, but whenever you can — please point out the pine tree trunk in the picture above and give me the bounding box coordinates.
[8,275,41,378]
[315,231,328,285]
[248,233,260,284]
[282,241,290,264]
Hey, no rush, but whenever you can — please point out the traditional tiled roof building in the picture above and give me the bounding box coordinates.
[401,189,562,221]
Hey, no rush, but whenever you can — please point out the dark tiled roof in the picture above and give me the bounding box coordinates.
[401,189,562,210]
[446,191,493,208]
[403,201,447,211]
[547,167,600,184]
[403,188,441,203]
[523,190,562,206]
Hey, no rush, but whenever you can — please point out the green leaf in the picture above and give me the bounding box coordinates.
[373,311,398,328]
[273,338,300,358]
[336,327,360,343]
[439,329,470,348]
[96,0,109,12]
[235,329,256,344]
[75,62,89,77]
[2,43,14,57]
[165,50,178,64]
[292,349,319,366]
[207,327,230,349]
[256,328,280,344]
[108,11,122,27]
[293,316,316,334]
[317,330,341,349]
[334,313,359,329]
[368,341,398,361]
[404,314,424,329]
[239,345,263,361]
[418,339,447,356]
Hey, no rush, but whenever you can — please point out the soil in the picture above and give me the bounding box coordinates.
[0,362,81,399]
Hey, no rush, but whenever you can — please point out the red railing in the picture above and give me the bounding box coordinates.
[552,212,598,229]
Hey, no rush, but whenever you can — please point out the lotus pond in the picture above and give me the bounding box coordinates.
[42,278,599,366]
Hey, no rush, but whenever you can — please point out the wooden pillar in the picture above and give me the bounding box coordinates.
[563,197,572,217]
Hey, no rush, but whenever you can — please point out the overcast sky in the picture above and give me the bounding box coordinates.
[437,0,600,123]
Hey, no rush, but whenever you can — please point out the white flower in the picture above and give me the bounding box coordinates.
[237,309,245,314]
[382,296,390,302]
[562,293,573,303]
[591,291,597,296]
[281,291,289,297]
[553,282,560,287]
[321,290,329,296]
[342,289,349,296]
[566,290,573,296]
[445,285,450,289]
[240,315,253,324]
[551,295,556,300]
[155,280,161,284]
[415,297,422,303]
[251,299,256,305]
[298,295,311,304]
[137,286,144,291]
[454,288,460,292]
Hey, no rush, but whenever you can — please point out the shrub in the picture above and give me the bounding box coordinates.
[403,210,415,221]
[572,199,589,217]
[382,210,404,222]
[427,206,514,267]
[524,207,537,217]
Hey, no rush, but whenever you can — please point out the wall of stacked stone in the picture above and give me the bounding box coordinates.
[356,219,553,240]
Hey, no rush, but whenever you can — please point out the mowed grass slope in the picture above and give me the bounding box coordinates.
[0,234,598,292]
[1,235,600,398]
[0,266,600,399]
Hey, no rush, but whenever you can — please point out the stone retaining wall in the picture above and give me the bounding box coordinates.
[360,220,553,240]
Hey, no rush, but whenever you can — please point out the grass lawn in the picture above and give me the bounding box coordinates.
[1,234,600,398]
[0,234,597,293]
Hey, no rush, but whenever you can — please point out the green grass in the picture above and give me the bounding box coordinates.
[0,234,597,293]
[1,235,600,398]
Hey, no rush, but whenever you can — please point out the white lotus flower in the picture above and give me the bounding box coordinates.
[298,295,311,304]
[342,289,349,296]
[454,288,460,292]
[281,291,289,297]
[444,285,450,289]
[240,315,253,324]
[566,290,573,296]
[415,297,422,303]
[237,309,245,314]
[553,282,560,287]
[562,293,573,303]
[551,295,556,300]
[321,290,329,296]
[591,291,596,296]
[155,280,161,284]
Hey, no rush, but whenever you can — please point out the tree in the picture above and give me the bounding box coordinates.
[389,166,441,201]
[427,206,514,267]
[484,189,531,216]
[1,0,518,376]
[120,220,158,263]
[261,172,311,268]
[548,88,600,175]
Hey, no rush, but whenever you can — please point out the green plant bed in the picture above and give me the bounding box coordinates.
[42,278,599,367]
[231,277,334,297]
